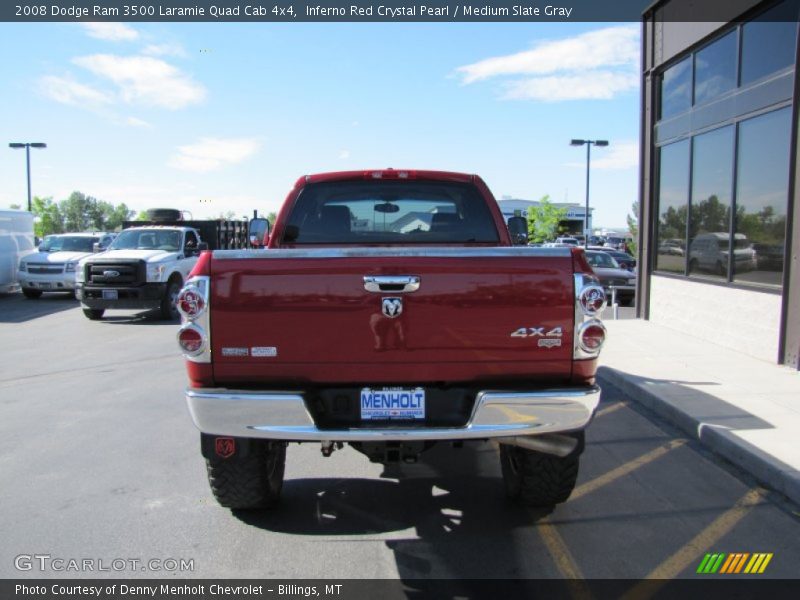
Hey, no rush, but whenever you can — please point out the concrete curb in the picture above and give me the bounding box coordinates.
[598,366,800,507]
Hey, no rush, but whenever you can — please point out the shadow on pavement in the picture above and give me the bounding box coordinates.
[234,442,551,580]
[0,292,78,323]
[95,309,179,326]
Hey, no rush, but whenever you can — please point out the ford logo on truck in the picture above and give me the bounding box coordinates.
[103,270,120,278]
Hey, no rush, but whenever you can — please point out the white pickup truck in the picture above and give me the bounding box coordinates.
[75,226,204,320]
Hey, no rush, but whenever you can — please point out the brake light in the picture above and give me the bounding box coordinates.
[178,326,204,355]
[178,275,211,364]
[578,320,607,353]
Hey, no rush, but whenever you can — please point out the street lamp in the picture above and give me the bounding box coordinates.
[570,139,608,236]
[9,142,47,212]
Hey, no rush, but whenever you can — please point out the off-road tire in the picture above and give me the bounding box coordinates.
[82,308,104,320]
[500,445,580,507]
[22,288,42,299]
[160,279,181,321]
[206,442,286,509]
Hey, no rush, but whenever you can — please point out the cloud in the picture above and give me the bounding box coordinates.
[338,150,351,159]
[125,116,152,128]
[169,137,261,172]
[81,23,139,42]
[39,75,112,106]
[455,25,639,101]
[566,140,639,171]
[72,54,206,109]
[142,43,188,58]
[504,72,639,102]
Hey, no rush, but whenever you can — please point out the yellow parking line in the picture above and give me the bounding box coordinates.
[570,439,687,501]
[595,401,628,418]
[620,487,767,600]
[535,517,594,600]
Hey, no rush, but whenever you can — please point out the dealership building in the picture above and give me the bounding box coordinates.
[497,199,593,234]
[638,0,800,369]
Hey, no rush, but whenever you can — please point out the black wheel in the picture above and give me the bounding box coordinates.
[500,445,580,507]
[160,278,181,320]
[22,288,42,299]
[206,441,286,509]
[82,308,104,320]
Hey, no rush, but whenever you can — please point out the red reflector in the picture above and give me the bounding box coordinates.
[178,328,203,354]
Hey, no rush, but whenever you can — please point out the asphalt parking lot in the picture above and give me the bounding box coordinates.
[0,293,797,586]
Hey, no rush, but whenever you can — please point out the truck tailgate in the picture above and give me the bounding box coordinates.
[209,248,575,385]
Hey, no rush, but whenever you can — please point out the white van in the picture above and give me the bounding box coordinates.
[0,210,35,294]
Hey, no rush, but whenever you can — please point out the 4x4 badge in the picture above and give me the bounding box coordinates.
[382,297,403,318]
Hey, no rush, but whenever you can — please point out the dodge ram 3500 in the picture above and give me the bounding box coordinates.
[178,169,607,509]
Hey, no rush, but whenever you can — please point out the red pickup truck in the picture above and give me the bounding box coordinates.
[177,169,607,510]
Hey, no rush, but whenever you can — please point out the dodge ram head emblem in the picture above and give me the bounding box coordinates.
[103,270,120,278]
[382,297,403,318]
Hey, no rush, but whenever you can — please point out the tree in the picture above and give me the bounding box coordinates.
[8,203,21,210]
[135,210,150,221]
[526,196,567,243]
[105,203,134,230]
[60,191,94,231]
[267,212,277,226]
[627,200,639,254]
[31,196,64,238]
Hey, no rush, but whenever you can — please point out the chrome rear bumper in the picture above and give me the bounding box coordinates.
[185,385,601,442]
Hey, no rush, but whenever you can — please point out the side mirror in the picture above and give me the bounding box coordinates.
[249,217,270,248]
[92,243,102,253]
[507,216,529,246]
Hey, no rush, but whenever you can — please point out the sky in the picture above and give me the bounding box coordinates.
[0,20,641,228]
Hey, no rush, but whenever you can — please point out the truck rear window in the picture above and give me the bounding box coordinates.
[282,180,500,244]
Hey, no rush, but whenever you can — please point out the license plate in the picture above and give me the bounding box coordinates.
[102,289,118,300]
[360,387,425,421]
[38,282,52,289]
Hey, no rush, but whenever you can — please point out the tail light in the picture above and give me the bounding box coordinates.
[178,326,204,355]
[177,275,211,363]
[177,285,206,319]
[574,272,606,359]
[578,320,607,353]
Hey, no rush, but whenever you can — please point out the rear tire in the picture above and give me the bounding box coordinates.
[160,279,181,320]
[22,288,42,299]
[206,441,286,509]
[500,445,580,507]
[82,308,104,320]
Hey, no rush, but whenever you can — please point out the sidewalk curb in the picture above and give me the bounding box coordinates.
[597,366,800,507]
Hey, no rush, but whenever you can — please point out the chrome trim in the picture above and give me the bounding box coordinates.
[212,247,573,260]
[364,275,420,293]
[179,276,211,364]
[185,385,601,441]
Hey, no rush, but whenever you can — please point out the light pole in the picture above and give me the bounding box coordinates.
[9,142,47,212]
[570,139,608,237]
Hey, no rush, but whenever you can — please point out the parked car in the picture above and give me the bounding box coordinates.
[585,250,636,306]
[17,232,115,298]
[586,246,636,270]
[689,232,756,276]
[555,236,580,246]
[604,236,631,251]
[658,238,685,256]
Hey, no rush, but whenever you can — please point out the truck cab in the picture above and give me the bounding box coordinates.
[76,226,203,320]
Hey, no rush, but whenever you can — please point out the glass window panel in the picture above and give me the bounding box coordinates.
[688,126,734,279]
[694,31,737,106]
[655,140,690,273]
[734,107,791,287]
[660,57,692,119]
[741,1,799,86]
